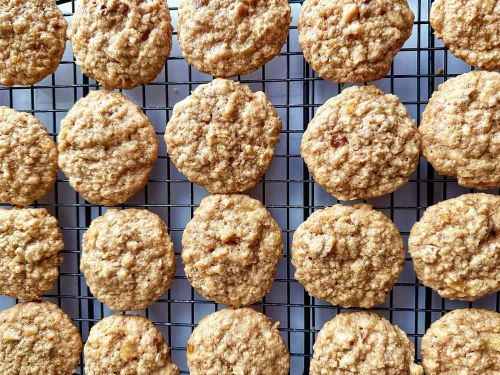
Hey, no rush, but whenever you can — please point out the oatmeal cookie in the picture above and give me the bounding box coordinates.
[85,314,178,375]
[165,79,282,193]
[419,71,500,189]
[291,204,404,308]
[311,311,423,375]
[177,0,291,77]
[0,208,64,301]
[0,301,82,375]
[301,85,420,200]
[298,0,414,82]
[58,90,158,206]
[0,106,58,206]
[0,0,67,86]
[69,0,172,89]
[430,0,500,70]
[81,209,176,311]
[409,193,499,301]
[187,308,289,375]
[422,308,500,375]
[182,194,282,307]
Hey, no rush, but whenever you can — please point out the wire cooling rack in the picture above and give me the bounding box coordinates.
[0,0,499,374]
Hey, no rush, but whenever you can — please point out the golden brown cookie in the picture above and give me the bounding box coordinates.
[301,85,420,200]
[0,106,58,206]
[58,90,158,206]
[0,208,64,301]
[311,311,423,375]
[81,209,176,311]
[0,0,67,86]
[409,193,499,301]
[84,314,178,375]
[422,308,500,375]
[430,0,500,70]
[0,301,82,375]
[298,0,414,82]
[291,204,404,308]
[419,71,500,189]
[165,79,282,193]
[182,194,283,307]
[69,0,172,89]
[177,0,291,77]
[187,308,289,375]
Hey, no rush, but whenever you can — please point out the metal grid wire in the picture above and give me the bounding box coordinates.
[0,0,499,374]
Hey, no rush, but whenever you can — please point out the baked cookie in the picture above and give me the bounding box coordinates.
[187,308,289,375]
[0,301,82,375]
[165,79,282,193]
[58,91,158,206]
[0,208,64,301]
[422,308,500,375]
[409,193,499,301]
[298,0,414,82]
[81,209,176,311]
[291,204,404,308]
[0,106,58,206]
[69,0,172,89]
[85,314,178,375]
[430,0,500,70]
[301,85,420,200]
[182,194,282,307]
[0,0,67,86]
[178,0,291,77]
[311,311,423,375]
[420,70,500,189]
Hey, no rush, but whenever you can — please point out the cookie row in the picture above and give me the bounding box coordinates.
[1,301,498,374]
[1,69,498,207]
[2,0,498,88]
[1,192,497,310]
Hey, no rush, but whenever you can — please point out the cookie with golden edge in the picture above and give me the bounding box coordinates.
[0,301,82,375]
[81,208,176,311]
[58,90,158,206]
[0,208,64,301]
[409,193,499,301]
[178,0,291,77]
[187,308,289,375]
[0,106,58,206]
[422,308,500,375]
[69,0,173,89]
[0,0,67,86]
[85,314,178,375]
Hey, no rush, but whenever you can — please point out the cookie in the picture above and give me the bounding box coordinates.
[419,70,500,189]
[0,0,67,86]
[178,0,291,77]
[298,0,414,82]
[311,311,423,375]
[81,209,176,311]
[85,314,178,375]
[430,0,500,70]
[291,203,404,308]
[69,0,172,89]
[409,193,499,301]
[58,90,158,206]
[301,85,420,200]
[165,79,282,193]
[187,308,289,375]
[0,106,58,206]
[182,194,282,307]
[0,301,82,375]
[0,208,64,301]
[422,308,500,375]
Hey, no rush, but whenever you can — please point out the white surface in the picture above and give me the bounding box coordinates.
[0,1,498,374]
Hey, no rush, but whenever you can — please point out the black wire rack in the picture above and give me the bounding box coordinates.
[0,0,499,374]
